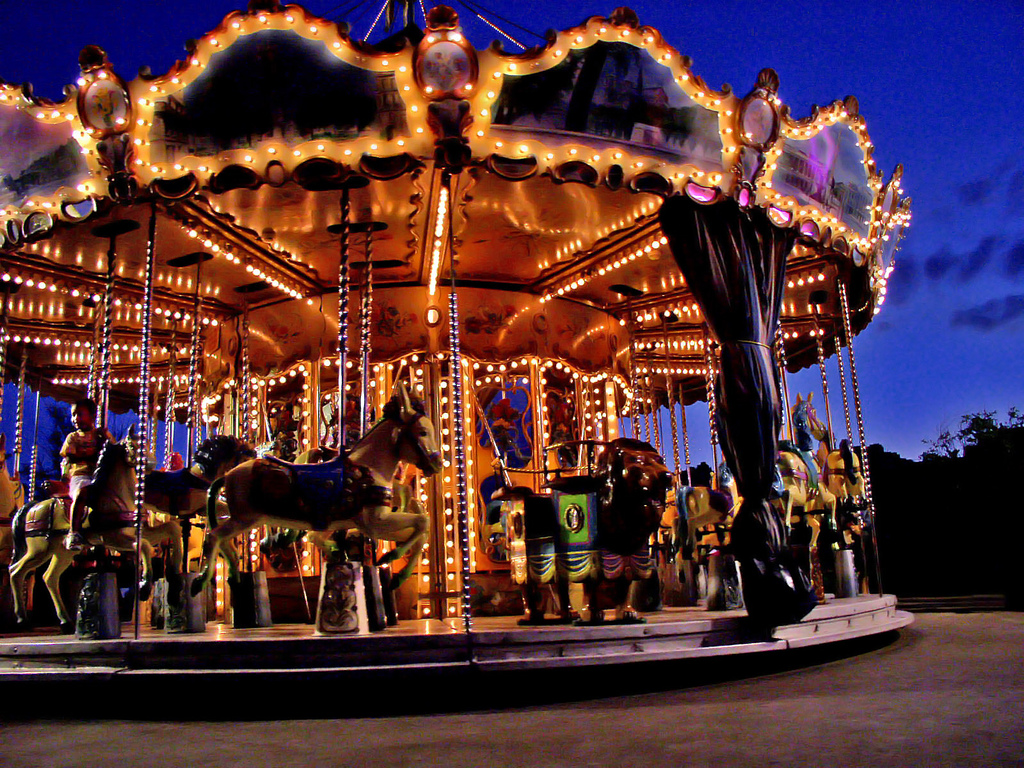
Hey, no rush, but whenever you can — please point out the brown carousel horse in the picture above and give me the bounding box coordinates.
[142,434,255,569]
[0,434,26,566]
[193,382,441,596]
[8,433,153,631]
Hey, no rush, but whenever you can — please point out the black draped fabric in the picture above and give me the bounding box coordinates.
[659,194,816,626]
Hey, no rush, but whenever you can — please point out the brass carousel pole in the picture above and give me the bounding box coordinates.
[326,178,370,450]
[0,282,9,443]
[353,222,388,436]
[91,220,140,431]
[838,281,882,595]
[133,203,157,641]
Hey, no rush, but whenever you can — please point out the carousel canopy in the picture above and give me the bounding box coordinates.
[0,2,909,408]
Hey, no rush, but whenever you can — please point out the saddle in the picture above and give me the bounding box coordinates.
[144,467,210,515]
[25,497,72,537]
[263,454,390,530]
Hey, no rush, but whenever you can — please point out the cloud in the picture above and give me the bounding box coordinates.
[924,247,957,281]
[1005,240,1024,279]
[951,294,1024,330]
[960,236,997,281]
[957,177,994,206]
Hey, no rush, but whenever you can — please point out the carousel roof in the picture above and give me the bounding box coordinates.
[0,1,909,407]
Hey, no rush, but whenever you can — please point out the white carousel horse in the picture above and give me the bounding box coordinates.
[8,433,155,632]
[0,434,26,566]
[193,382,441,596]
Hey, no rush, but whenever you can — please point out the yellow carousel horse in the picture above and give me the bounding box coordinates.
[777,393,837,548]
[8,433,154,632]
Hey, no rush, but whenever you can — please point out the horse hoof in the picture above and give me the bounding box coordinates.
[138,582,152,602]
[14,617,33,632]
[59,621,75,635]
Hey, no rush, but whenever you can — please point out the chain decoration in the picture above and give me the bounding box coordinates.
[834,322,854,444]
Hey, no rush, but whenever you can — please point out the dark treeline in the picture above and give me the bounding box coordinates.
[870,409,1024,607]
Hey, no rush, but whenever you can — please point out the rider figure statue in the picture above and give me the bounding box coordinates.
[61,398,113,552]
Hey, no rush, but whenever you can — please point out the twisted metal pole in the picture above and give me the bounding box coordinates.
[186,261,203,464]
[775,322,792,442]
[164,320,177,467]
[359,231,374,436]
[703,331,720,475]
[13,352,25,480]
[816,332,836,448]
[98,242,117,432]
[240,303,251,442]
[134,203,157,640]
[337,189,352,449]
[838,281,882,594]
[443,173,473,634]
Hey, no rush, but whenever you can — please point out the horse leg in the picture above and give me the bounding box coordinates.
[362,505,428,589]
[41,549,75,632]
[9,543,50,626]
[192,518,249,596]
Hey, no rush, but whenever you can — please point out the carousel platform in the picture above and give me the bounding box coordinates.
[0,595,909,698]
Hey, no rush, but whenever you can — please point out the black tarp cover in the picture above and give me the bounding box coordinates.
[659,194,816,626]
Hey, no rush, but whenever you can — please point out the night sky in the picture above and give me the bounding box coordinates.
[1,0,1022,462]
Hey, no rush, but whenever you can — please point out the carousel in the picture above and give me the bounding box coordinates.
[0,1,911,685]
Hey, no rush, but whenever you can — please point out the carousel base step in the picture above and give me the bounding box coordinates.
[0,595,910,709]
[896,595,1006,612]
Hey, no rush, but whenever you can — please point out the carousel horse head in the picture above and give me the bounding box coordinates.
[194,434,256,480]
[792,393,828,448]
[598,438,673,555]
[89,430,137,510]
[381,381,442,476]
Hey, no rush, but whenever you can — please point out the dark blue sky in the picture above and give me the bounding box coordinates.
[1,1,1022,459]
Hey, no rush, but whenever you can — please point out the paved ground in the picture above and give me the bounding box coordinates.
[2,612,1021,767]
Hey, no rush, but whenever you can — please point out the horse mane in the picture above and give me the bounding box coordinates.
[92,440,127,488]
[381,392,427,422]
[195,435,254,474]
[839,439,857,483]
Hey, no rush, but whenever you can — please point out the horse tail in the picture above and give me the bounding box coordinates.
[206,477,226,530]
